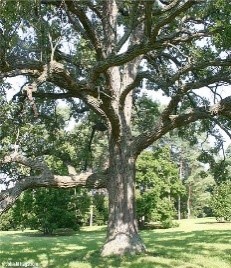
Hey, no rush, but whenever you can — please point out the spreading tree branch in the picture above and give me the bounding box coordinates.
[151,0,203,40]
[65,0,104,59]
[0,152,108,214]
[133,96,231,155]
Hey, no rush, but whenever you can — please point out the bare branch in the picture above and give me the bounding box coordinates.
[0,62,42,80]
[89,30,209,84]
[34,92,76,100]
[151,0,203,40]
[120,71,145,106]
[209,117,231,140]
[65,1,104,59]
[0,152,108,214]
[132,96,231,155]
[116,2,142,52]
[162,0,182,12]
[170,58,231,85]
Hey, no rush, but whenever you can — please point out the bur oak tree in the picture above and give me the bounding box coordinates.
[1,0,231,256]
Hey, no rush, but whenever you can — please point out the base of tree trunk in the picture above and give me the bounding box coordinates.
[101,232,146,257]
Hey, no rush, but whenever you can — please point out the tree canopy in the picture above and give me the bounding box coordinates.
[1,0,231,256]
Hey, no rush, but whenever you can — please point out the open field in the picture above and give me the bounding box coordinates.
[0,218,231,268]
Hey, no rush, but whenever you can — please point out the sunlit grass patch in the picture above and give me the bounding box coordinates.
[0,218,231,268]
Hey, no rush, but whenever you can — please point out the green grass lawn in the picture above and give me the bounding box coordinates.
[0,218,231,268]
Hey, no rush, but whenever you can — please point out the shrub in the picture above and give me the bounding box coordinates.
[210,180,231,222]
[0,209,14,231]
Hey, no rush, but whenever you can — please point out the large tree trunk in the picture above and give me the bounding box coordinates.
[187,183,192,219]
[101,139,146,256]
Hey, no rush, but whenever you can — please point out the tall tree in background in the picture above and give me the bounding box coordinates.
[136,146,184,228]
[210,180,231,221]
[1,0,231,256]
[170,137,215,219]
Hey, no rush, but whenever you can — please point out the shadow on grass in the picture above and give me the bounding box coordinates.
[1,229,104,268]
[142,229,231,265]
[1,226,231,268]
[195,221,231,225]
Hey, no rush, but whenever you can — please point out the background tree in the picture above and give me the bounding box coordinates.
[185,164,214,218]
[210,180,231,222]
[12,188,91,235]
[0,208,15,231]
[136,146,185,228]
[92,191,109,226]
[1,0,231,256]
[171,137,215,219]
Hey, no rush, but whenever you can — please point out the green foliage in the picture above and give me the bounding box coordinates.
[72,189,92,226]
[133,95,160,134]
[1,188,109,232]
[136,146,185,228]
[210,180,231,222]
[211,161,231,186]
[92,193,108,226]
[11,188,91,234]
[75,38,97,69]
[0,209,15,231]
[156,198,176,229]
[0,103,108,231]
[186,169,215,218]
[166,133,216,219]
[206,0,231,50]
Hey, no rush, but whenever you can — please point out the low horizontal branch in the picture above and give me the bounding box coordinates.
[0,152,108,215]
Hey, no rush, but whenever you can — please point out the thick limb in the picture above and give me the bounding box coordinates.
[0,152,108,214]
[24,83,39,117]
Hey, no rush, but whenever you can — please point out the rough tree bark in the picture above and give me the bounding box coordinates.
[102,141,145,256]
[1,0,231,257]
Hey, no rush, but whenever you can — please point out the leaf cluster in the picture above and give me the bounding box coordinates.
[8,188,91,234]
[136,146,185,227]
[210,180,231,221]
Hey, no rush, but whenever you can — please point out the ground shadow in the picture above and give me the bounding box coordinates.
[142,229,231,265]
[195,221,231,225]
[1,224,231,268]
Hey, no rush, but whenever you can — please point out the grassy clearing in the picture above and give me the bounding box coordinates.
[0,218,231,268]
